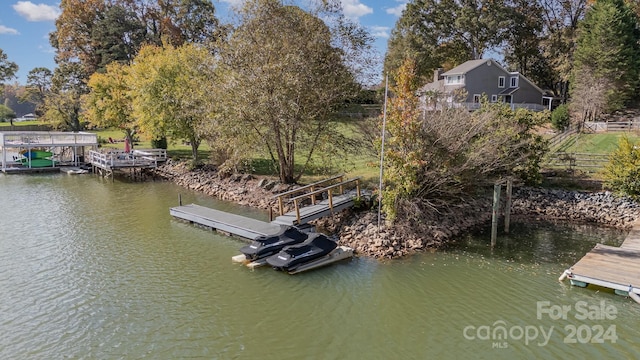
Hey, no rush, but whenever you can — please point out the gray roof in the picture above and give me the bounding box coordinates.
[442,59,493,75]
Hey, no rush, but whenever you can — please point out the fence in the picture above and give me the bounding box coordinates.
[544,152,609,170]
[584,121,640,132]
[547,128,577,149]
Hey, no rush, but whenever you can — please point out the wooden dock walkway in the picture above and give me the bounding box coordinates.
[561,220,640,301]
[170,175,362,240]
[271,193,355,226]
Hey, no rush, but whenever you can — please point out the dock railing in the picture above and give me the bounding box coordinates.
[272,174,346,215]
[89,149,166,170]
[279,177,361,224]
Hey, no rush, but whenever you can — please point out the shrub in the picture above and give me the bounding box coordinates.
[151,136,167,149]
[603,136,640,198]
[551,104,570,131]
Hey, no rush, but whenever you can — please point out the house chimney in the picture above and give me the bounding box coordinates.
[434,68,444,83]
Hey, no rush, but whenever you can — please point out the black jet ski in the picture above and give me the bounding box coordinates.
[239,227,308,261]
[266,233,338,271]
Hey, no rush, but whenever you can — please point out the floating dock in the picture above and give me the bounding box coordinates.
[170,176,359,273]
[560,219,640,303]
[170,203,282,240]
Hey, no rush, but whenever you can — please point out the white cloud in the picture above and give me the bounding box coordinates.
[0,25,20,35]
[370,26,389,39]
[386,3,406,17]
[342,0,373,18]
[13,1,61,22]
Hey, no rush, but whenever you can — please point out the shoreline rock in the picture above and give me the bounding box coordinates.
[153,160,640,259]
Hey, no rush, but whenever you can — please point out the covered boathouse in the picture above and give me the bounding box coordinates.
[0,131,99,173]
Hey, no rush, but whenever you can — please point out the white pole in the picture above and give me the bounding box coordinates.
[378,74,389,229]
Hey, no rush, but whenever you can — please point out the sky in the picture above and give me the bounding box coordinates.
[0,0,406,85]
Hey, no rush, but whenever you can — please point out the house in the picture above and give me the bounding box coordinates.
[420,59,552,112]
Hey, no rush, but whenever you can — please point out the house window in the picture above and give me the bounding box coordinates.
[473,94,481,103]
[498,76,505,88]
[446,75,464,85]
[510,76,518,87]
[491,95,498,102]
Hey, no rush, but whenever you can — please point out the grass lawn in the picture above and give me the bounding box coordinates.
[0,120,42,127]
[554,132,640,154]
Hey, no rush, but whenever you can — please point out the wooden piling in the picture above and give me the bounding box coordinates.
[504,179,512,234]
[491,184,501,247]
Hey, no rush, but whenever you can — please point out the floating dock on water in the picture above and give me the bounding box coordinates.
[170,176,360,273]
[170,203,283,240]
[560,219,640,304]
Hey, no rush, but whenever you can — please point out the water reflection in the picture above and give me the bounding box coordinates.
[0,174,637,359]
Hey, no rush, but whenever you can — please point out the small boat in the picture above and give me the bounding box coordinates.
[20,150,53,159]
[266,233,338,272]
[239,227,309,261]
[18,158,54,167]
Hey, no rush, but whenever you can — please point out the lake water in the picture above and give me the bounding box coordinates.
[1,173,639,359]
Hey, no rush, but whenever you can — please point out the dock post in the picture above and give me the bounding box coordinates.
[179,194,182,206]
[504,179,512,234]
[278,197,284,216]
[294,199,301,224]
[491,184,501,247]
[328,191,334,214]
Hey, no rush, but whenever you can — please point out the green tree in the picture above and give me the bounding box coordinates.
[217,0,361,183]
[384,0,511,81]
[551,104,570,130]
[19,67,53,116]
[0,49,18,84]
[43,63,88,131]
[129,43,215,161]
[92,4,147,71]
[539,0,588,101]
[0,103,16,124]
[572,0,640,113]
[52,0,223,77]
[84,62,136,144]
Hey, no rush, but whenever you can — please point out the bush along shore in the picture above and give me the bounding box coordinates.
[153,160,640,259]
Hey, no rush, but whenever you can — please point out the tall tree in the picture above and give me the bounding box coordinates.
[128,43,215,161]
[572,0,640,113]
[384,0,511,81]
[92,4,147,71]
[52,0,223,76]
[217,0,361,183]
[43,63,88,131]
[19,67,53,116]
[53,0,106,75]
[84,62,137,143]
[0,49,19,84]
[539,0,589,100]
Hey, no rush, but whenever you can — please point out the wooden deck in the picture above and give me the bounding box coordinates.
[89,149,166,178]
[562,220,640,296]
[170,204,283,240]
